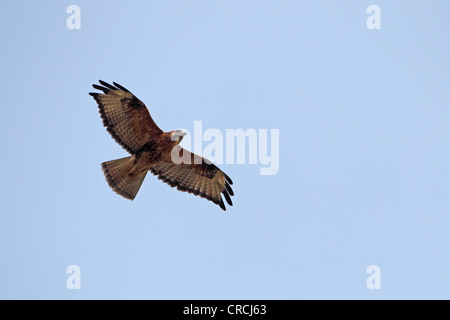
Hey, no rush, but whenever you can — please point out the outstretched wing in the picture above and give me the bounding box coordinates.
[150,148,234,211]
[89,80,163,154]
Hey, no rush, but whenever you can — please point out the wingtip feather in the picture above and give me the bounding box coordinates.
[218,199,226,211]
[224,173,233,185]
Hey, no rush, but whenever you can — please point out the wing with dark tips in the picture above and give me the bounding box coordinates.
[150,148,234,211]
[89,80,163,154]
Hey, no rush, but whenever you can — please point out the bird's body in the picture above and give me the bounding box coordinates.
[89,80,234,211]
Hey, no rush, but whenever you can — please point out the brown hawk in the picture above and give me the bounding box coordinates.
[89,80,234,211]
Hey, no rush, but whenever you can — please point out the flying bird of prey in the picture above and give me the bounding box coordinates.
[89,80,234,211]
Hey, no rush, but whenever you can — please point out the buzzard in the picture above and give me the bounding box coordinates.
[89,80,234,211]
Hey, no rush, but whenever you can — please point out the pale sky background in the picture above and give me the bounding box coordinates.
[1,1,449,299]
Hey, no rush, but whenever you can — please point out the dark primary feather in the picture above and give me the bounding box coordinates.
[91,80,130,94]
[224,173,233,185]
[92,84,109,94]
[113,81,131,92]
[98,80,117,91]
[225,182,234,196]
[222,190,233,206]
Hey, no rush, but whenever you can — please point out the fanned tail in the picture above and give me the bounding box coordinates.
[101,156,147,200]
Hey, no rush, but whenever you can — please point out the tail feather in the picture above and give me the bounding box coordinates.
[101,156,147,200]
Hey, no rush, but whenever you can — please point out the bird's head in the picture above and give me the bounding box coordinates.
[170,129,187,144]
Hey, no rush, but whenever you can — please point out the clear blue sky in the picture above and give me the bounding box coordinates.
[1,1,449,299]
